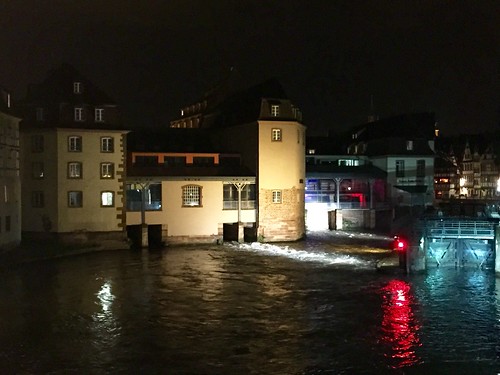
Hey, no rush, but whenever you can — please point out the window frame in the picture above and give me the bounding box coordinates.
[271,128,282,142]
[31,191,45,208]
[416,159,426,178]
[182,184,202,207]
[271,104,280,117]
[396,160,405,177]
[100,136,114,152]
[272,190,282,204]
[100,191,115,207]
[95,108,104,122]
[68,136,82,152]
[31,134,44,152]
[100,162,115,179]
[68,191,83,207]
[73,81,82,94]
[68,161,83,179]
[74,107,84,122]
[32,161,44,179]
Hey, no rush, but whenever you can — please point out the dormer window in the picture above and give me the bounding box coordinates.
[95,108,104,122]
[74,107,84,121]
[271,104,280,117]
[73,81,82,94]
[406,140,413,151]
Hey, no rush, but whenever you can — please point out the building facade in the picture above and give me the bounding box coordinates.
[0,87,21,251]
[17,64,129,247]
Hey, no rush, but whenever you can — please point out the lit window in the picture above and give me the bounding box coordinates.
[272,128,282,142]
[68,162,82,179]
[32,191,44,208]
[74,107,84,121]
[272,190,282,203]
[101,162,114,179]
[101,137,114,152]
[73,81,82,94]
[182,185,201,207]
[36,107,44,121]
[68,136,82,152]
[68,191,83,207]
[32,162,44,179]
[271,104,280,117]
[308,149,316,155]
[396,160,405,177]
[406,140,413,151]
[95,108,104,122]
[101,191,114,207]
[31,135,44,152]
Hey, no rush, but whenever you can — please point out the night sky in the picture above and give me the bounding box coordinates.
[1,1,498,135]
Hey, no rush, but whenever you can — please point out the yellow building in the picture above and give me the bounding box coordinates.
[18,64,129,248]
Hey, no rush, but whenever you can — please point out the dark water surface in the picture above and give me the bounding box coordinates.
[1,232,499,374]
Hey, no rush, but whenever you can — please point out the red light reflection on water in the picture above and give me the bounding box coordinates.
[380,279,422,369]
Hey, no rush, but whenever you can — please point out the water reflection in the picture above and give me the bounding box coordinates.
[380,279,422,369]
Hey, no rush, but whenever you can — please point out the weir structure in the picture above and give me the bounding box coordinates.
[403,218,499,275]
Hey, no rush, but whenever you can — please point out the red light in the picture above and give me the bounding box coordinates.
[394,237,407,251]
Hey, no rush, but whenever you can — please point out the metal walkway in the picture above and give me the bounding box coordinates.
[423,219,496,269]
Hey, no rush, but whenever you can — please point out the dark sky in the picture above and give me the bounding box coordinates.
[1,0,498,135]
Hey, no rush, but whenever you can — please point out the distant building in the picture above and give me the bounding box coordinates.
[17,64,129,248]
[0,86,21,251]
[347,113,436,214]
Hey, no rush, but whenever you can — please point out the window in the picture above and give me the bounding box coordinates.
[396,160,405,177]
[101,137,114,152]
[182,185,201,207]
[36,107,44,121]
[68,162,82,178]
[223,184,256,210]
[271,104,280,117]
[101,162,114,179]
[73,81,82,94]
[32,191,44,208]
[32,162,44,179]
[272,128,282,142]
[272,190,282,203]
[31,135,44,152]
[68,136,82,152]
[406,140,413,151]
[68,191,83,207]
[417,160,426,177]
[95,108,104,122]
[74,107,84,121]
[101,191,114,207]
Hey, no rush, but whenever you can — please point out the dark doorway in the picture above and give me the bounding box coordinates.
[223,223,238,242]
[244,224,257,242]
[148,225,163,249]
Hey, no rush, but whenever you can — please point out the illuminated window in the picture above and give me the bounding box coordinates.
[31,135,44,152]
[95,108,104,122]
[68,136,82,152]
[406,140,413,151]
[32,191,44,208]
[73,81,82,94]
[272,190,282,203]
[68,162,82,179]
[36,107,44,121]
[68,191,83,207]
[101,191,114,207]
[272,128,282,142]
[396,160,405,177]
[182,185,201,207]
[101,137,114,152]
[101,162,114,179]
[308,149,316,155]
[271,104,280,117]
[32,162,44,179]
[74,107,84,121]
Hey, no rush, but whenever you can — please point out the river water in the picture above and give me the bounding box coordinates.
[0,231,499,374]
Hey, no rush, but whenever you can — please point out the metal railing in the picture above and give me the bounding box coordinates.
[425,220,495,239]
[223,200,256,210]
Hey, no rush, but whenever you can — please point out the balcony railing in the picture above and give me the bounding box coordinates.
[223,200,256,210]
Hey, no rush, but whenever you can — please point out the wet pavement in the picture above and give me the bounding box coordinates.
[0,231,499,374]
